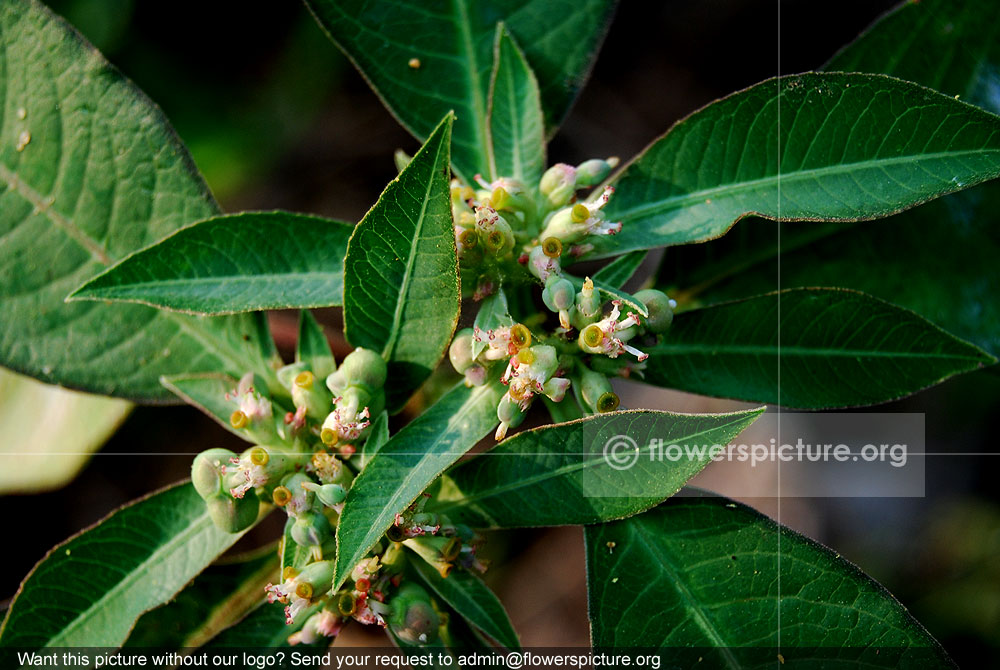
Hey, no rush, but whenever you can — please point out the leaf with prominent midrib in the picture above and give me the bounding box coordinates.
[0,0,270,400]
[586,493,954,666]
[305,0,615,182]
[408,556,520,650]
[641,288,994,408]
[343,115,460,412]
[660,0,1000,359]
[68,212,353,315]
[334,380,503,590]
[0,367,131,493]
[487,24,545,186]
[431,408,763,528]
[123,548,277,649]
[0,482,254,652]
[592,72,1000,258]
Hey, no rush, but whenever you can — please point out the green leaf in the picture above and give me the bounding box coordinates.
[305,0,616,181]
[595,72,1000,258]
[642,288,994,408]
[826,0,1000,112]
[662,200,1000,358]
[0,482,254,650]
[296,310,336,379]
[472,288,513,359]
[660,0,1000,359]
[408,556,520,650]
[487,24,545,186]
[343,115,460,411]
[0,367,131,493]
[360,410,390,470]
[69,212,353,315]
[586,492,954,666]
[334,380,503,590]
[0,0,270,400]
[592,250,647,289]
[431,408,763,527]
[124,548,277,649]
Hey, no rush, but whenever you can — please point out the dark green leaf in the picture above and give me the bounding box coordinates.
[0,482,254,650]
[343,115,460,411]
[642,288,994,408]
[826,0,1000,113]
[592,250,647,289]
[595,72,1000,258]
[124,548,277,648]
[472,288,513,359]
[360,410,390,470]
[305,0,616,181]
[334,380,503,589]
[432,408,763,527]
[297,310,336,379]
[0,0,269,400]
[660,0,1000,358]
[69,212,353,315]
[586,492,954,666]
[487,25,545,186]
[408,556,520,650]
[662,198,1000,358]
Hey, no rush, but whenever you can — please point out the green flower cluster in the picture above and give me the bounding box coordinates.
[449,161,677,439]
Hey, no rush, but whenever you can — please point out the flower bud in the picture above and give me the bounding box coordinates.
[579,366,619,414]
[290,510,333,549]
[296,559,336,597]
[542,276,576,329]
[527,245,559,283]
[287,368,333,420]
[301,481,347,507]
[456,227,483,266]
[333,348,388,393]
[634,289,674,334]
[495,394,527,441]
[191,448,237,500]
[449,328,476,373]
[574,157,618,187]
[476,209,515,257]
[389,583,440,645]
[539,163,577,208]
[206,493,259,533]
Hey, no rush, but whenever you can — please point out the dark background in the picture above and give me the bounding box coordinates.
[3,0,998,662]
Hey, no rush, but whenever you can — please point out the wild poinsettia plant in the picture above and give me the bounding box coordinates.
[1,0,998,666]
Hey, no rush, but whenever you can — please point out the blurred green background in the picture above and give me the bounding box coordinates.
[1,0,997,662]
